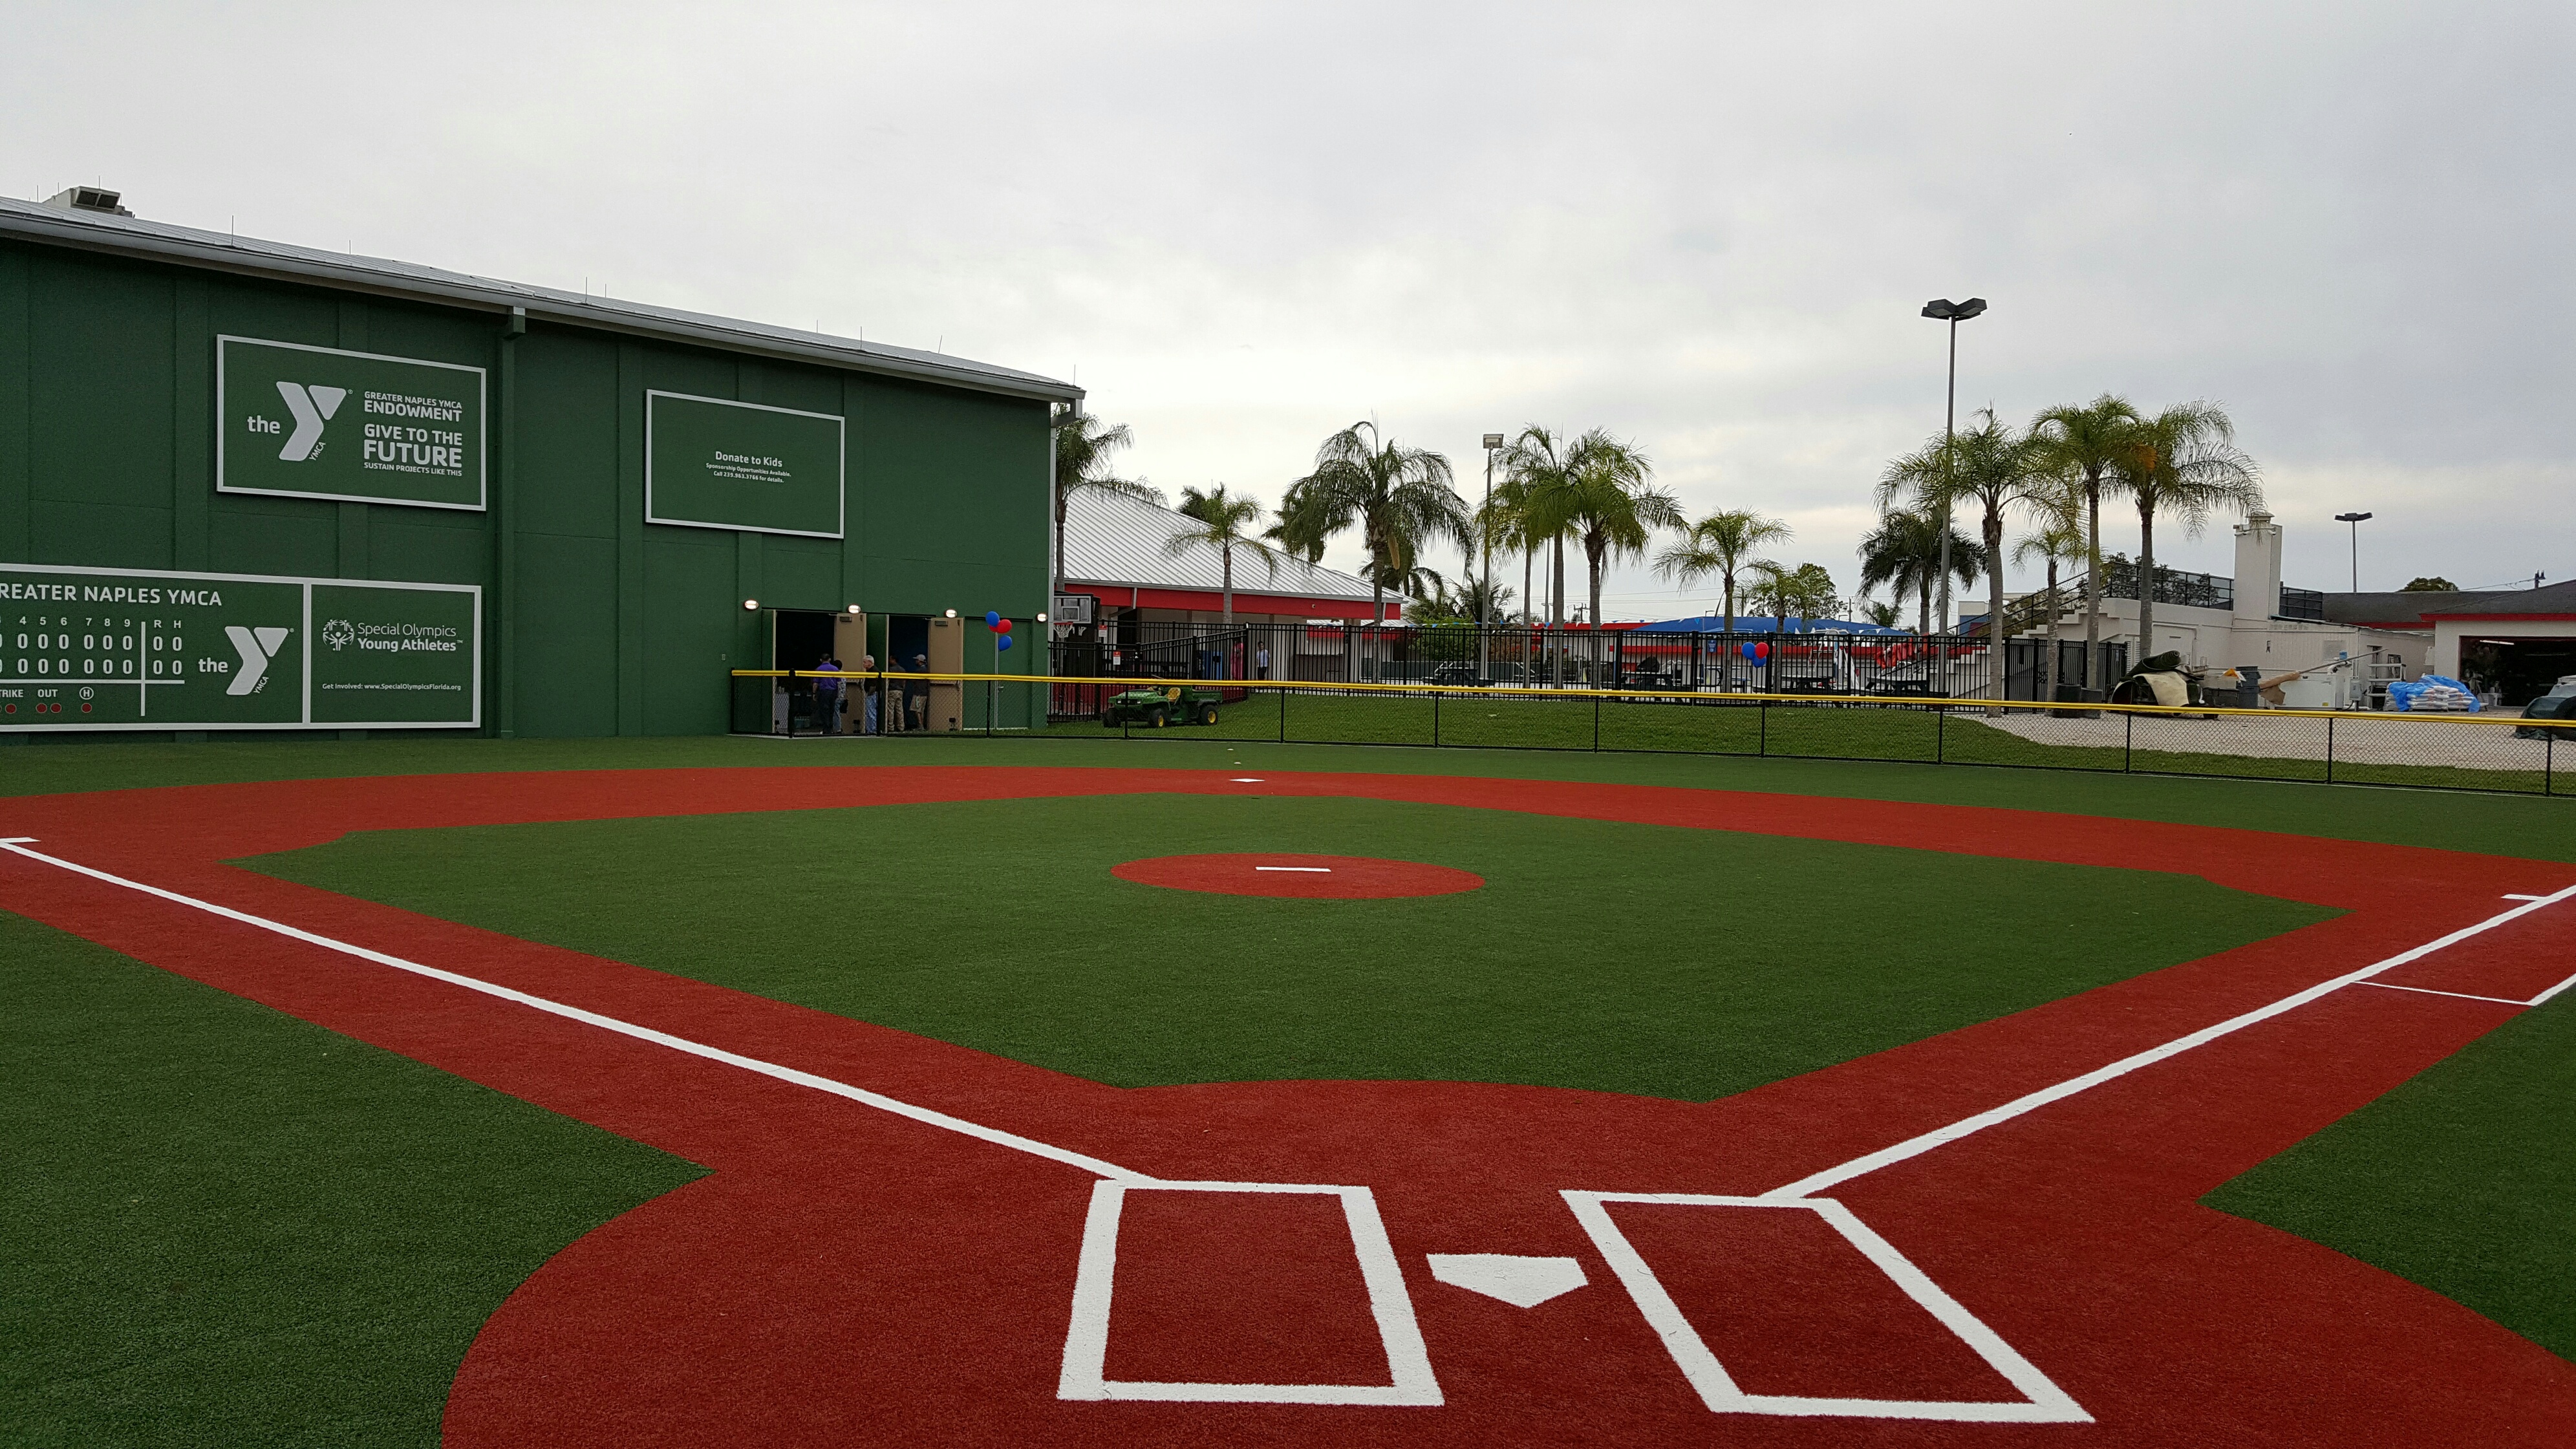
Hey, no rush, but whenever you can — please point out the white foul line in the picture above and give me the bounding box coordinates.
[0,839,1150,1183]
[1765,881,2576,1201]
[1255,866,1331,873]
[1,837,1451,1410]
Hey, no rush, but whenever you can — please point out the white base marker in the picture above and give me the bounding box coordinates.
[1256,866,1331,873]
[1426,1254,1587,1308]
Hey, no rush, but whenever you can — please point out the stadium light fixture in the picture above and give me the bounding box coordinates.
[2334,511,2374,591]
[1919,297,1987,690]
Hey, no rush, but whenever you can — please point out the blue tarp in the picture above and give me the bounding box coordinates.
[1629,615,1905,635]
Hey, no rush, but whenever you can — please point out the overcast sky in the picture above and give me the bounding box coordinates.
[8,3,2570,616]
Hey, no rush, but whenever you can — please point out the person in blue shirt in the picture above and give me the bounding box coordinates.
[812,654,843,735]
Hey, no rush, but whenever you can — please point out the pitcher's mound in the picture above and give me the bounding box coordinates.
[1111,853,1484,899]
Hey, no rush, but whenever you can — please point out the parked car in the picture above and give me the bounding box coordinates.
[2513,682,2576,740]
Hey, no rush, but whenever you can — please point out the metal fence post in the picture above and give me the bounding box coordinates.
[1936,702,1946,764]
[1433,688,1441,747]
[2325,714,2335,784]
[1759,697,1768,757]
[1279,683,1287,743]
[1593,691,1601,751]
[2123,709,2133,773]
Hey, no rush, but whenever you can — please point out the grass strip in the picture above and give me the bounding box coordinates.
[0,911,702,1446]
[2204,993,2576,1362]
[246,794,2332,1103]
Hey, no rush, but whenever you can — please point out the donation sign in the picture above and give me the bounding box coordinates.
[0,563,479,732]
[217,336,487,510]
[645,390,845,537]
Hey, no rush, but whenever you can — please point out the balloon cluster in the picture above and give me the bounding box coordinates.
[985,610,1014,652]
[1739,641,1771,660]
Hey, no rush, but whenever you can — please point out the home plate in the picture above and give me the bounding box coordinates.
[1426,1254,1587,1307]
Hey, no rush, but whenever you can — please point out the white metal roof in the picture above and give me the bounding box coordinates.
[1060,488,1380,603]
[0,196,1077,404]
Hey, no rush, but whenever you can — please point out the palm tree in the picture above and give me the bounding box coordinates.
[1166,484,1279,624]
[2028,395,2142,698]
[1743,557,1794,637]
[1051,410,1159,587]
[1278,420,1470,626]
[2110,402,2263,660]
[1857,509,1979,637]
[1653,508,1792,632]
[1858,596,1903,629]
[1497,426,1585,627]
[1554,431,1679,630]
[1880,409,2049,700]
[2011,488,2087,701]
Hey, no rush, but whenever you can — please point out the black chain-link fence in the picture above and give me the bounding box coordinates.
[731,666,2575,798]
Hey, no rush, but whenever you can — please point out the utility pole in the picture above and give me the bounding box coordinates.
[1481,433,1503,683]
[1920,297,1986,696]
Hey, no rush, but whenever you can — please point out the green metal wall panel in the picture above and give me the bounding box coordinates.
[1,237,1052,739]
[513,535,619,736]
[642,530,738,736]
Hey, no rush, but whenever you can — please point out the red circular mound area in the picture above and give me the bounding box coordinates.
[1111,853,1485,899]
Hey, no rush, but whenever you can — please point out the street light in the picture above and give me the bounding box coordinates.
[1480,432,1505,682]
[2334,511,2373,592]
[1920,297,1986,694]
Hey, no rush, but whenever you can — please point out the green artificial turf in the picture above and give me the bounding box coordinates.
[0,910,703,1447]
[246,794,2332,1102]
[2205,993,2576,1361]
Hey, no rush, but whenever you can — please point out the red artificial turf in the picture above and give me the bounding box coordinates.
[1,765,2571,1446]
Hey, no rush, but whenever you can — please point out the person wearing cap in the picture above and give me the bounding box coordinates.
[906,653,930,731]
[859,654,880,734]
[811,653,843,735]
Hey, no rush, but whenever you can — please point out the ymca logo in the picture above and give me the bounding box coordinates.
[223,625,293,696]
[272,381,348,462]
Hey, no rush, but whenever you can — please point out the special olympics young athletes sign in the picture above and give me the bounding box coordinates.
[217,336,488,510]
[0,563,479,732]
[645,391,846,537]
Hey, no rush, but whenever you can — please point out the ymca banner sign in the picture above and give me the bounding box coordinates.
[217,336,488,510]
[0,563,479,732]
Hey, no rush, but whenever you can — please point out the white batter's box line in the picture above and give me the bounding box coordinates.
[1562,1191,2090,1424]
[1057,1179,1443,1407]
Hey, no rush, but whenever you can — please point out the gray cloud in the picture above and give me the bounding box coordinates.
[7,1,2567,608]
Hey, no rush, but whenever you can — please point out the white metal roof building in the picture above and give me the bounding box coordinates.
[1059,488,1393,622]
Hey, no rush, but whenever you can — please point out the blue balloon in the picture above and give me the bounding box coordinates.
[1740,641,1759,660]
[984,610,1002,628]
[996,634,1013,650]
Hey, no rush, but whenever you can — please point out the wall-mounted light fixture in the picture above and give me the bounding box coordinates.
[742,598,759,610]
[944,608,958,618]
[1036,612,1048,623]
[846,604,861,614]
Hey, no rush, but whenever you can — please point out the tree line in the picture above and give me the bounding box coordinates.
[1053,396,2266,695]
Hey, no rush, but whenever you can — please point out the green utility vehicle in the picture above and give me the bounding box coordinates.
[1101,684,1225,728]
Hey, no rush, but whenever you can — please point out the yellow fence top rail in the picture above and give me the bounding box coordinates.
[726,669,2576,731]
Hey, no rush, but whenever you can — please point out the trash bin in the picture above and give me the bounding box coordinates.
[2052,683,2097,719]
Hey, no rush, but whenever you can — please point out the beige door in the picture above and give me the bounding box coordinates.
[927,616,965,732]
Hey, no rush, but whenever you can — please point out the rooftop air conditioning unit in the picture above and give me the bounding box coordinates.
[44,186,133,217]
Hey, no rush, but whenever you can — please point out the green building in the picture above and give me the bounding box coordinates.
[0,188,1078,740]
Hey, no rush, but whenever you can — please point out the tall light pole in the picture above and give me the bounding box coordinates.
[2334,511,2372,592]
[1480,433,1504,682]
[1920,297,1986,694]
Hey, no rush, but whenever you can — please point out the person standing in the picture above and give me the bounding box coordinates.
[812,654,843,736]
[859,653,879,734]
[1256,641,1272,680]
[907,653,930,731]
